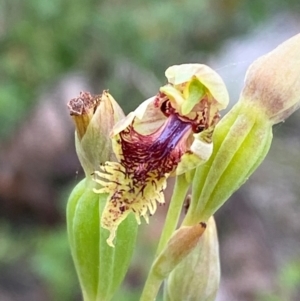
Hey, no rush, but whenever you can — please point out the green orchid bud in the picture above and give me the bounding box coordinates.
[242,33,300,124]
[67,91,138,301]
[165,217,220,301]
[183,33,300,226]
[67,180,137,301]
[68,91,125,176]
[140,223,207,301]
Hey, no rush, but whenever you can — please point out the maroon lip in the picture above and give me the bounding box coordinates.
[146,114,191,161]
[119,113,192,185]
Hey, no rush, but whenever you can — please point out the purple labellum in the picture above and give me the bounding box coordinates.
[120,113,192,185]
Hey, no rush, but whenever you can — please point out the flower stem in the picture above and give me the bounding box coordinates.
[155,174,190,256]
[140,267,163,301]
[140,174,189,301]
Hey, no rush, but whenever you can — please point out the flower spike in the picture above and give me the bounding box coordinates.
[94,64,229,246]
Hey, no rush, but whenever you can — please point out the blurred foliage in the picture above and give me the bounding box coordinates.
[31,228,79,301]
[0,223,79,300]
[0,223,32,264]
[258,258,300,301]
[280,259,300,292]
[1,0,300,138]
[278,259,300,300]
[1,0,300,300]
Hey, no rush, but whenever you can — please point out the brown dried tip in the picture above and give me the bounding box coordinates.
[199,222,207,228]
[67,91,102,140]
[67,91,101,116]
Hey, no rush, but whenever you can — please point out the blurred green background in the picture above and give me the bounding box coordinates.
[1,0,300,300]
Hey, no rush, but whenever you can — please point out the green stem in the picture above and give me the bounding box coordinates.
[155,174,190,256]
[140,267,163,301]
[140,174,190,301]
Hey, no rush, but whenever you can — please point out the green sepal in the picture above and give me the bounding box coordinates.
[67,178,138,301]
[184,102,273,225]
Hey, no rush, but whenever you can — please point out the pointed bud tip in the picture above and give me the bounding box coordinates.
[242,33,300,124]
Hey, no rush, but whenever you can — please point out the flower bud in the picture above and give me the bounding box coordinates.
[152,222,207,279]
[67,179,138,301]
[67,91,138,300]
[241,33,300,124]
[165,217,220,301]
[183,34,300,225]
[140,223,207,301]
[67,91,124,176]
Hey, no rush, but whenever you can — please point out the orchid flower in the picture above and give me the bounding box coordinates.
[94,64,229,246]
